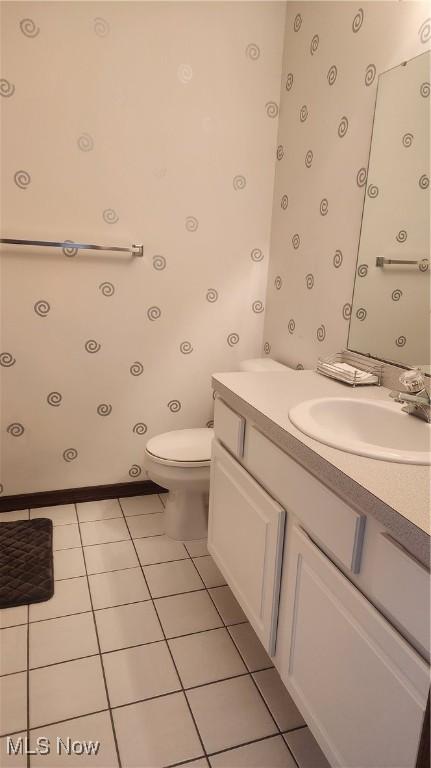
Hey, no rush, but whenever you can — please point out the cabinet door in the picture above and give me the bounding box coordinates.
[208,439,285,655]
[280,526,429,768]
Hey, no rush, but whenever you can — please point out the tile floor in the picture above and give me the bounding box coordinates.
[0,495,330,768]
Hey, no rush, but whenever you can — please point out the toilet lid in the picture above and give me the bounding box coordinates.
[146,428,214,464]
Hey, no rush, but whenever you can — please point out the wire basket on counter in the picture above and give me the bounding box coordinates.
[316,350,384,386]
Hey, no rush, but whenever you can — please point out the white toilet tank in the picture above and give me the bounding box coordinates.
[239,357,290,372]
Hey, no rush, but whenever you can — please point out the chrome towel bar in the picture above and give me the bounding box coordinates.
[375,256,429,269]
[0,237,144,257]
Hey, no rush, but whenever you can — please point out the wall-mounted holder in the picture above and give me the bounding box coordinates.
[0,237,144,257]
[316,350,383,387]
[375,256,429,270]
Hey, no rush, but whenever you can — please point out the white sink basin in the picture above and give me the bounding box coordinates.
[289,397,431,465]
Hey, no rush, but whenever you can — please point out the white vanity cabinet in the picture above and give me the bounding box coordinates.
[208,394,430,768]
[208,439,285,655]
[280,525,429,768]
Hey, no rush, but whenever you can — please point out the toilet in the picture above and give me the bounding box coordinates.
[144,358,288,540]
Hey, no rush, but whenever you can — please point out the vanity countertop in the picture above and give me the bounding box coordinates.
[212,370,430,567]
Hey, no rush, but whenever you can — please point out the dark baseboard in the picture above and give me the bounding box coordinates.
[0,480,166,513]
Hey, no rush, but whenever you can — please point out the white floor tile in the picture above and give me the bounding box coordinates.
[120,495,164,517]
[155,590,222,639]
[187,675,277,754]
[30,656,107,729]
[30,505,77,526]
[30,576,90,622]
[209,586,247,626]
[30,711,118,767]
[77,499,122,523]
[135,535,188,565]
[169,628,247,688]
[284,728,331,768]
[193,556,226,588]
[89,568,149,609]
[0,625,27,675]
[113,692,203,767]
[184,539,208,558]
[103,640,180,707]
[30,612,98,668]
[0,733,27,767]
[0,605,27,629]
[228,623,273,672]
[0,673,27,736]
[84,541,138,575]
[0,510,29,522]
[210,735,297,767]
[144,560,204,598]
[127,513,164,539]
[54,548,86,581]
[53,525,81,551]
[95,601,163,653]
[253,668,305,732]
[80,518,130,546]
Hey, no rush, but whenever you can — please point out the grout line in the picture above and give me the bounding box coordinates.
[1,636,273,681]
[28,652,99,673]
[28,608,94,626]
[77,516,123,524]
[80,531,165,549]
[206,732,295,761]
[81,537,132,549]
[118,498,209,763]
[74,504,122,768]
[0,620,28,628]
[166,756,210,768]
[18,709,110,737]
[282,724,308,735]
[139,555,191,567]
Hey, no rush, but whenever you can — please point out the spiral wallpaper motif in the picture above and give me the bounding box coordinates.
[263,1,430,370]
[0,1,284,495]
[47,392,62,407]
[0,78,15,97]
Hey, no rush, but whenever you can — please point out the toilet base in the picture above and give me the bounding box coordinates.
[165,490,209,540]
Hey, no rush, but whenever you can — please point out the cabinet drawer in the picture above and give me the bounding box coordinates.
[365,533,430,657]
[280,526,429,768]
[245,425,364,572]
[214,397,245,458]
[208,439,285,655]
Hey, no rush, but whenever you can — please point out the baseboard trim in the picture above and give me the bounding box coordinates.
[0,480,167,513]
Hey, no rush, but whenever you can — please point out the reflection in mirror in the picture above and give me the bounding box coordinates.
[349,51,430,371]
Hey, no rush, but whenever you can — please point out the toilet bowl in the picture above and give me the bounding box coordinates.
[144,428,214,540]
[144,358,289,540]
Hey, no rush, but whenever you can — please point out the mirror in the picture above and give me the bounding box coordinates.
[348,51,430,371]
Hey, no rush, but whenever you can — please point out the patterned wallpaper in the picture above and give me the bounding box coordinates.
[263,1,431,370]
[349,51,430,368]
[0,1,285,495]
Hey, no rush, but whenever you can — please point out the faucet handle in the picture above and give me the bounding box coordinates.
[399,367,426,393]
[389,390,401,400]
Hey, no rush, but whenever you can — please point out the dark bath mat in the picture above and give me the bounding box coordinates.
[0,518,54,608]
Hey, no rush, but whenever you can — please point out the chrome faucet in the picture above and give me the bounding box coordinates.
[389,368,431,423]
